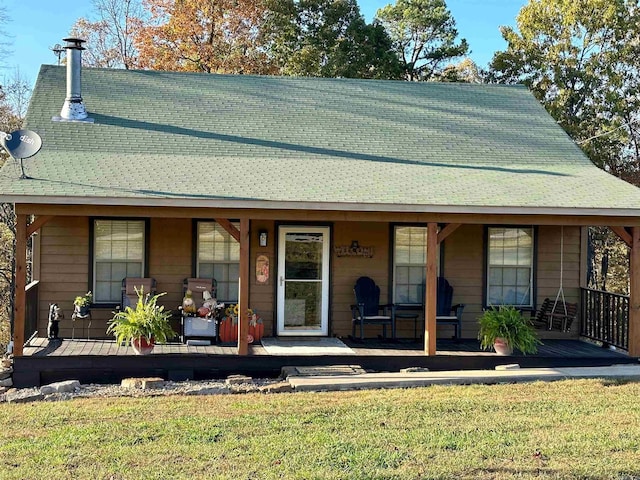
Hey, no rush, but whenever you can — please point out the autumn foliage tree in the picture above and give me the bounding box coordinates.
[135,0,276,74]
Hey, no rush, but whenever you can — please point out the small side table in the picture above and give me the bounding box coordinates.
[395,312,420,340]
[72,311,92,340]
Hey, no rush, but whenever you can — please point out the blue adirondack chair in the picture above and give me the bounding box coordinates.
[436,277,464,339]
[351,276,395,341]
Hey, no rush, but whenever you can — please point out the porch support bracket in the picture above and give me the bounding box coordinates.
[215,218,240,243]
[424,222,438,356]
[629,227,640,357]
[437,223,461,245]
[237,218,250,355]
[610,226,632,248]
[26,215,55,238]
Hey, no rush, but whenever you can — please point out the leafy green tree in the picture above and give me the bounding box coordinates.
[489,0,639,172]
[375,0,469,81]
[264,0,403,79]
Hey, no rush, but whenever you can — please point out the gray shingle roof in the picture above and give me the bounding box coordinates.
[2,65,640,215]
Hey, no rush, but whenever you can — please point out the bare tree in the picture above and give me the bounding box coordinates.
[70,0,145,69]
[0,7,10,64]
[2,69,30,119]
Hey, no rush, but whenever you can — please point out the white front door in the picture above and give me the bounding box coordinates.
[277,226,330,336]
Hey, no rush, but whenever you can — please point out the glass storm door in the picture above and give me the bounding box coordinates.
[277,226,330,336]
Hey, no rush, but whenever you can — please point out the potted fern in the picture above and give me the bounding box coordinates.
[478,306,541,355]
[107,288,176,355]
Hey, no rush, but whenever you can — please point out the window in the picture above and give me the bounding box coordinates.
[393,226,439,304]
[197,221,239,301]
[486,227,534,307]
[93,219,146,303]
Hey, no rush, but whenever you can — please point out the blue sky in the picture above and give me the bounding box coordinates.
[1,0,526,86]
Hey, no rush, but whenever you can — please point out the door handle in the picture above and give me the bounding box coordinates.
[280,276,284,286]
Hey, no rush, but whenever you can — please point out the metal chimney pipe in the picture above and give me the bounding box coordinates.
[59,37,88,121]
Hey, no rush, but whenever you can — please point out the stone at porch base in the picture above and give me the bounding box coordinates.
[258,381,294,394]
[40,380,80,395]
[6,388,44,403]
[495,364,521,370]
[281,365,366,379]
[225,374,253,385]
[121,377,165,390]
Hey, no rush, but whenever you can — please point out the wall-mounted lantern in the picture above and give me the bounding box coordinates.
[259,230,268,247]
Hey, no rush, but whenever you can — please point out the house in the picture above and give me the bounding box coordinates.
[2,39,640,363]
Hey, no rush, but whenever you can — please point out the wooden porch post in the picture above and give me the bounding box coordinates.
[629,227,640,357]
[237,218,250,355]
[424,222,438,355]
[13,214,28,357]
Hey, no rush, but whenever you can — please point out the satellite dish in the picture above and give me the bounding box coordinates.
[2,129,42,159]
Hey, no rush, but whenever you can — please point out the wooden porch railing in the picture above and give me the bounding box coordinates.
[25,280,39,343]
[580,287,629,350]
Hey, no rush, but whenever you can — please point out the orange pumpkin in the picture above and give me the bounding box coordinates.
[248,322,264,343]
[219,316,238,343]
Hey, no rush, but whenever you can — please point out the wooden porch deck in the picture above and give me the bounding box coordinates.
[14,337,635,388]
[23,337,630,359]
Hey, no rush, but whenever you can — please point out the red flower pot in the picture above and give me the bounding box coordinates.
[131,337,155,355]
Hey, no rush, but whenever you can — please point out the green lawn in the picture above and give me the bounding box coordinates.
[1,379,640,479]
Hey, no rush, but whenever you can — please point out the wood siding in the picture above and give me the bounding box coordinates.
[35,216,581,342]
[38,217,92,338]
[331,222,390,338]
[249,220,275,336]
[442,225,484,339]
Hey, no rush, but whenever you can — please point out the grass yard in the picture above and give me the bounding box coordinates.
[1,379,640,479]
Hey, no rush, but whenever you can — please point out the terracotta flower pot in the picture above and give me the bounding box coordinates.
[131,337,155,355]
[493,337,513,356]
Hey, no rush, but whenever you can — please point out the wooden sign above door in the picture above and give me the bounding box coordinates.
[334,241,374,258]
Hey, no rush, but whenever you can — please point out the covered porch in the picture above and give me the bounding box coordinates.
[11,205,640,362]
